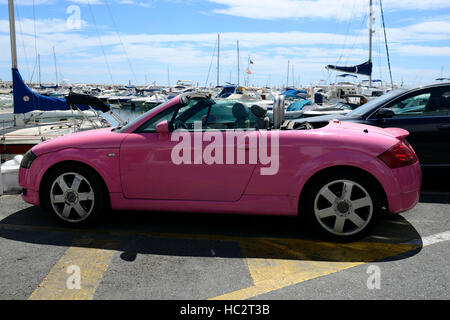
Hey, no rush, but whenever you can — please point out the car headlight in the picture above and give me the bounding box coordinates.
[20,150,37,169]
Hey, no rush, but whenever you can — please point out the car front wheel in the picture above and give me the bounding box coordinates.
[42,164,108,227]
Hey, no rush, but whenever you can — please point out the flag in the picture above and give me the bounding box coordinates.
[246,68,252,74]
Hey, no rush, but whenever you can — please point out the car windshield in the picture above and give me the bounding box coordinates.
[346,89,406,117]
[115,101,169,132]
[332,103,352,110]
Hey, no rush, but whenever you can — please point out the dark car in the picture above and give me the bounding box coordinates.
[294,82,450,168]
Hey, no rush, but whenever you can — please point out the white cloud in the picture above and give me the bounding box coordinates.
[207,0,450,20]
[0,0,55,5]
[393,45,450,57]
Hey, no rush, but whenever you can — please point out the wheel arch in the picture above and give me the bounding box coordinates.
[39,160,111,210]
[298,165,389,218]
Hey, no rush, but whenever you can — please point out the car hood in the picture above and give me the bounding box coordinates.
[31,127,127,156]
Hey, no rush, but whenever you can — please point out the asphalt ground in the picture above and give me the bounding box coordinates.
[0,172,448,302]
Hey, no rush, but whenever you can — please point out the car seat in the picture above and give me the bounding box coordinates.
[250,105,270,129]
[232,102,250,129]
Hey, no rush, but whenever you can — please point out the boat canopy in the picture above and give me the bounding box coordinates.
[12,68,91,114]
[286,100,312,111]
[65,92,110,113]
[281,89,307,98]
[326,61,372,77]
[39,84,59,89]
[337,74,358,78]
[216,85,236,98]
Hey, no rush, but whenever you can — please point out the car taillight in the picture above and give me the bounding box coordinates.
[378,140,418,168]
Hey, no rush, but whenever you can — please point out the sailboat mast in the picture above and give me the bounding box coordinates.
[53,46,58,86]
[237,40,240,86]
[369,0,373,87]
[292,63,295,88]
[8,0,23,126]
[8,0,17,70]
[217,34,220,87]
[38,53,41,85]
[286,60,290,88]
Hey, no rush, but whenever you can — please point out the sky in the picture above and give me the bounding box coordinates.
[0,0,449,88]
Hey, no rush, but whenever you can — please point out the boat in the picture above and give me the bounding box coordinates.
[1,0,116,161]
[318,0,393,105]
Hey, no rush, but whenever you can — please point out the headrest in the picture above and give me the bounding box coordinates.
[250,104,267,118]
[202,114,218,125]
[232,102,250,120]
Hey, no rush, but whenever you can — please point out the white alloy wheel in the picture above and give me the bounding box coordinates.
[313,179,374,237]
[49,172,96,223]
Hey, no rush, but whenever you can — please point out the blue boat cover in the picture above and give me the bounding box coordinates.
[216,85,236,98]
[281,89,307,98]
[337,74,358,78]
[12,68,91,114]
[287,100,312,111]
[40,84,59,89]
[326,61,372,77]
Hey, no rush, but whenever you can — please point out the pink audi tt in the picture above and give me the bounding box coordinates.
[19,93,422,240]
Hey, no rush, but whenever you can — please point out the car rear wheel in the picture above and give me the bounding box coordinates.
[42,164,108,227]
[304,172,382,241]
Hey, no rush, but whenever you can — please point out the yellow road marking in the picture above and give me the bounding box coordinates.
[28,238,118,300]
[0,223,420,300]
[211,239,419,300]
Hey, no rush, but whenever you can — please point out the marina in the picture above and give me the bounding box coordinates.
[0,0,448,305]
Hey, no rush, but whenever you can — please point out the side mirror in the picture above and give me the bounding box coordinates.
[155,120,169,139]
[376,108,395,119]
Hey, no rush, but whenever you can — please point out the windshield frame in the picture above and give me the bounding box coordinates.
[345,89,407,118]
[115,97,180,133]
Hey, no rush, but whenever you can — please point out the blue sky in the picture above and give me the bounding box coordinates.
[0,0,449,87]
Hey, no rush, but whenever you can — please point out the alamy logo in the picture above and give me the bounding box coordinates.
[366,265,381,290]
[170,122,279,176]
[66,265,81,290]
[66,5,81,30]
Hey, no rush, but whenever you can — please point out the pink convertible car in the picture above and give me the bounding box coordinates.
[19,93,421,240]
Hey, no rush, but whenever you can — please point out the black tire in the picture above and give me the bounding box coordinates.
[302,170,383,242]
[41,163,109,227]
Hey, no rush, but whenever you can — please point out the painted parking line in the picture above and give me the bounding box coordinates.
[210,238,419,300]
[1,223,445,300]
[406,230,450,247]
[28,238,119,300]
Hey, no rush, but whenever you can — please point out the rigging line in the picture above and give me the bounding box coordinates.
[375,12,383,83]
[29,0,41,111]
[343,6,369,66]
[204,36,218,88]
[379,0,394,89]
[15,4,32,83]
[32,0,38,71]
[326,9,368,85]
[104,0,138,85]
[87,0,115,86]
[336,0,358,65]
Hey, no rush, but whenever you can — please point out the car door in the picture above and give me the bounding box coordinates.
[119,99,258,201]
[366,86,450,166]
